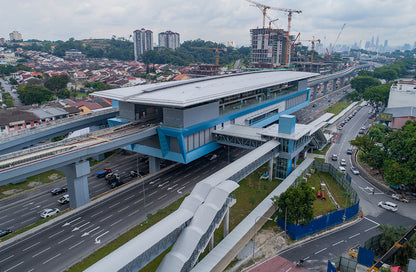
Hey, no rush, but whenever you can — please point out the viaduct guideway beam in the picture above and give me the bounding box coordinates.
[58,160,90,208]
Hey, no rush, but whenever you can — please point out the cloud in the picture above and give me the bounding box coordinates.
[0,0,413,47]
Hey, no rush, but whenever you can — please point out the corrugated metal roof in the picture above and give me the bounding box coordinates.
[93,71,317,108]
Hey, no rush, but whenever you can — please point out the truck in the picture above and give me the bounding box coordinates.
[94,168,112,178]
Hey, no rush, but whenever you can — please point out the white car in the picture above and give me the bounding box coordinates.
[378,201,398,212]
[340,159,346,166]
[40,208,60,218]
[58,194,70,204]
[338,166,346,173]
[391,194,408,203]
[350,167,360,175]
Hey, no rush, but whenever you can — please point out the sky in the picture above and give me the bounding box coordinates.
[1,0,415,48]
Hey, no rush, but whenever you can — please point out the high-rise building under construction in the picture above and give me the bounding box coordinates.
[250,28,289,68]
[133,28,153,61]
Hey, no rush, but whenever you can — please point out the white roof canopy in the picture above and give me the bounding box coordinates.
[93,71,317,108]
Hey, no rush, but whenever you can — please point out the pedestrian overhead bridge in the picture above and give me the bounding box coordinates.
[85,140,280,272]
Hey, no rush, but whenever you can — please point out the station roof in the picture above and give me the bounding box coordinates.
[93,71,317,108]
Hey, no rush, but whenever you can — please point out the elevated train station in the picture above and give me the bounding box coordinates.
[94,70,324,178]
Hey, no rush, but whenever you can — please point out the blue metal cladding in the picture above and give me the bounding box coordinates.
[109,88,311,164]
[327,260,337,272]
[357,247,375,267]
[277,202,360,240]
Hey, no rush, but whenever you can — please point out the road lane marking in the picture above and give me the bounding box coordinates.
[22,242,41,252]
[0,214,8,220]
[1,218,15,225]
[20,211,35,218]
[69,240,85,250]
[332,240,345,246]
[304,256,310,260]
[284,267,292,272]
[20,217,37,225]
[58,235,74,244]
[32,247,51,257]
[0,254,14,263]
[108,201,121,209]
[42,253,61,264]
[91,211,104,218]
[148,191,157,197]
[72,222,90,232]
[118,206,130,213]
[183,181,191,186]
[124,195,135,201]
[145,201,154,207]
[4,261,24,272]
[95,230,109,244]
[133,198,144,204]
[157,194,167,200]
[99,214,113,222]
[110,219,123,227]
[365,225,379,232]
[127,210,140,217]
[349,233,360,239]
[167,184,178,190]
[62,217,82,226]
[48,230,65,239]
[314,247,327,254]
[158,180,170,188]
[363,217,379,226]
[22,201,34,207]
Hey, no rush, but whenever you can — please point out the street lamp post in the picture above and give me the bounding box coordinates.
[253,216,273,262]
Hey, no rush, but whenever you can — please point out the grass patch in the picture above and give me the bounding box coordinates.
[312,144,330,155]
[0,170,64,200]
[66,196,186,272]
[307,171,348,216]
[324,102,350,115]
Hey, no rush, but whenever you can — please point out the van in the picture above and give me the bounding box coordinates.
[378,201,398,212]
[338,166,346,173]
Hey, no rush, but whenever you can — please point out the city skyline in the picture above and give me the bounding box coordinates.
[0,0,415,48]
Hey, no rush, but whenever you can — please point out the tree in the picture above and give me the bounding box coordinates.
[272,181,315,225]
[350,76,381,94]
[362,84,391,105]
[44,75,70,92]
[17,85,53,104]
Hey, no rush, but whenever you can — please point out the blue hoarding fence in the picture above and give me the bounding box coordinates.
[277,202,359,240]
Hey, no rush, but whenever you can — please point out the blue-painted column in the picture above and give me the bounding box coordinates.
[58,160,90,208]
[149,156,161,173]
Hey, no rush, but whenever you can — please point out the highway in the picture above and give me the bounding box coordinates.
[279,103,416,271]
[0,147,247,272]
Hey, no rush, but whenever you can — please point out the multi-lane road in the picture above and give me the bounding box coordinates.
[0,147,247,272]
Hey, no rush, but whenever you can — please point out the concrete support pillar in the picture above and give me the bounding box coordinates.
[223,207,230,238]
[333,79,337,91]
[58,160,90,208]
[268,157,274,181]
[209,234,214,250]
[340,77,345,87]
[149,156,161,173]
[323,82,328,95]
[312,85,318,100]
[92,153,105,161]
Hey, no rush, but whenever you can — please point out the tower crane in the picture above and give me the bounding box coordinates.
[300,36,321,63]
[245,0,301,66]
[330,23,346,54]
[190,45,227,66]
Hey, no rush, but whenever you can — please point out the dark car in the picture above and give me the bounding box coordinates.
[110,180,123,189]
[50,187,68,195]
[0,229,12,238]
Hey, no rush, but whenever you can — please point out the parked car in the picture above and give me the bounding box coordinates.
[40,208,60,218]
[58,194,70,204]
[332,154,338,161]
[391,194,409,203]
[50,187,67,195]
[340,159,347,166]
[0,229,12,238]
[378,201,398,212]
[350,167,360,175]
